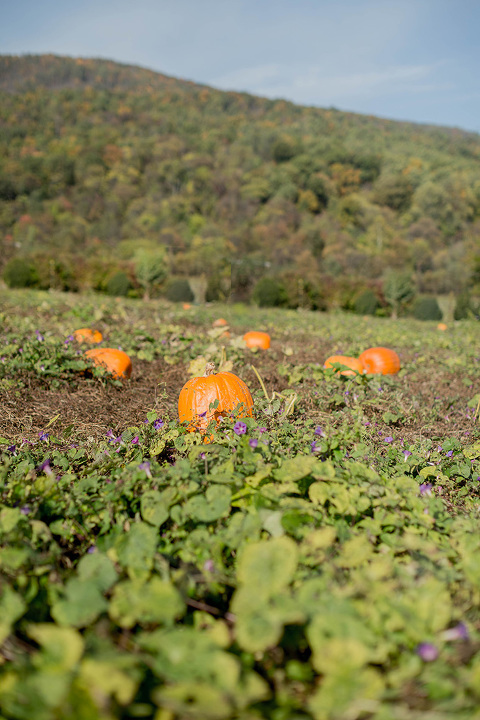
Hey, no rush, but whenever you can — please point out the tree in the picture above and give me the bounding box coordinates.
[383,270,414,319]
[134,249,168,300]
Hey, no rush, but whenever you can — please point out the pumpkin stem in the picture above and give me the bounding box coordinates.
[204,362,216,377]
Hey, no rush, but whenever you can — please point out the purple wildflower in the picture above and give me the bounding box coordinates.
[87,546,97,554]
[20,505,31,515]
[249,438,258,449]
[64,334,74,346]
[106,429,116,441]
[442,623,469,641]
[139,461,152,478]
[7,445,17,455]
[234,421,247,435]
[38,431,49,442]
[203,559,215,572]
[38,458,53,476]
[314,426,324,436]
[384,436,394,443]
[403,450,412,459]
[419,483,433,496]
[258,427,267,434]
[35,330,44,342]
[153,419,164,430]
[131,436,139,445]
[416,643,439,662]
[446,450,453,458]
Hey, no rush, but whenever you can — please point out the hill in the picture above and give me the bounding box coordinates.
[1,53,479,313]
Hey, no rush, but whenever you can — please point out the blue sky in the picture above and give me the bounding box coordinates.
[1,0,479,133]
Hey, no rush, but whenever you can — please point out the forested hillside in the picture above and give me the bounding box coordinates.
[1,54,480,315]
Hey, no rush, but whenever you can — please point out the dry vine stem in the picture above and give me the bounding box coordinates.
[250,364,297,419]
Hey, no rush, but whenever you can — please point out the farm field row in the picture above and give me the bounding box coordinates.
[1,288,480,720]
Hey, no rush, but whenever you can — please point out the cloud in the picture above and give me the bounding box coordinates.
[209,61,451,106]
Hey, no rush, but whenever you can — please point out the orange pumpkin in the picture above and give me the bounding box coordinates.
[437,323,448,331]
[324,355,364,376]
[84,348,132,379]
[213,318,228,327]
[73,327,103,344]
[182,303,191,310]
[243,331,271,350]
[359,347,400,375]
[178,362,253,433]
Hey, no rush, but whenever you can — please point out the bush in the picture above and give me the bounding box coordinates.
[105,271,131,297]
[252,276,288,308]
[353,289,379,316]
[3,257,38,288]
[454,291,479,320]
[412,296,443,321]
[165,278,194,303]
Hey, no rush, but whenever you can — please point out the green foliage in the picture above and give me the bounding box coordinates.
[3,257,37,288]
[105,271,131,297]
[1,288,480,718]
[373,173,414,212]
[165,277,194,303]
[252,276,288,307]
[412,295,443,321]
[454,290,479,320]
[353,288,379,315]
[134,249,168,298]
[383,270,415,317]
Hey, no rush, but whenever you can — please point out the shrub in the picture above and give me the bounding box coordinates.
[3,257,37,288]
[105,271,131,297]
[454,291,479,320]
[412,296,443,321]
[165,278,194,303]
[353,289,379,316]
[252,276,288,308]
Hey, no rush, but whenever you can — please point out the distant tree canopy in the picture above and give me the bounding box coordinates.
[0,54,480,314]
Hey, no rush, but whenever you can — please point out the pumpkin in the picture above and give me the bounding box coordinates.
[178,362,253,433]
[84,348,132,379]
[182,303,191,310]
[243,331,271,350]
[359,347,400,375]
[324,355,364,376]
[213,318,228,327]
[437,323,448,331]
[73,327,103,344]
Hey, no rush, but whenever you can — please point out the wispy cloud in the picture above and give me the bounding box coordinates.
[210,61,451,106]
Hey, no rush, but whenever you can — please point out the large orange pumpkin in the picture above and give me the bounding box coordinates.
[324,355,364,376]
[74,328,103,344]
[178,362,253,433]
[359,347,400,375]
[243,331,271,350]
[84,348,132,379]
[213,318,228,327]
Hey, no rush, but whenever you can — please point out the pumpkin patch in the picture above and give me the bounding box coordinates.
[359,346,401,375]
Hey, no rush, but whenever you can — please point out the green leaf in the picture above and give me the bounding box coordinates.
[237,536,298,596]
[309,666,384,720]
[140,490,169,527]
[153,682,232,720]
[76,552,118,592]
[115,521,158,579]
[273,454,319,483]
[184,485,231,522]
[50,578,108,628]
[28,624,84,671]
[0,585,27,644]
[0,506,21,534]
[79,659,139,705]
[109,577,185,628]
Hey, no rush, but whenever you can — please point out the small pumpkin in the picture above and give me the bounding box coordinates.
[324,355,364,376]
[84,348,132,379]
[182,303,191,310]
[437,323,448,331]
[243,331,271,350]
[359,347,400,375]
[178,362,253,433]
[74,327,103,344]
[213,318,228,327]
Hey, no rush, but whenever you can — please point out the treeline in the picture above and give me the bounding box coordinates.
[1,54,480,318]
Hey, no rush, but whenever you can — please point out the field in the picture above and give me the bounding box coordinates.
[1,287,480,720]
